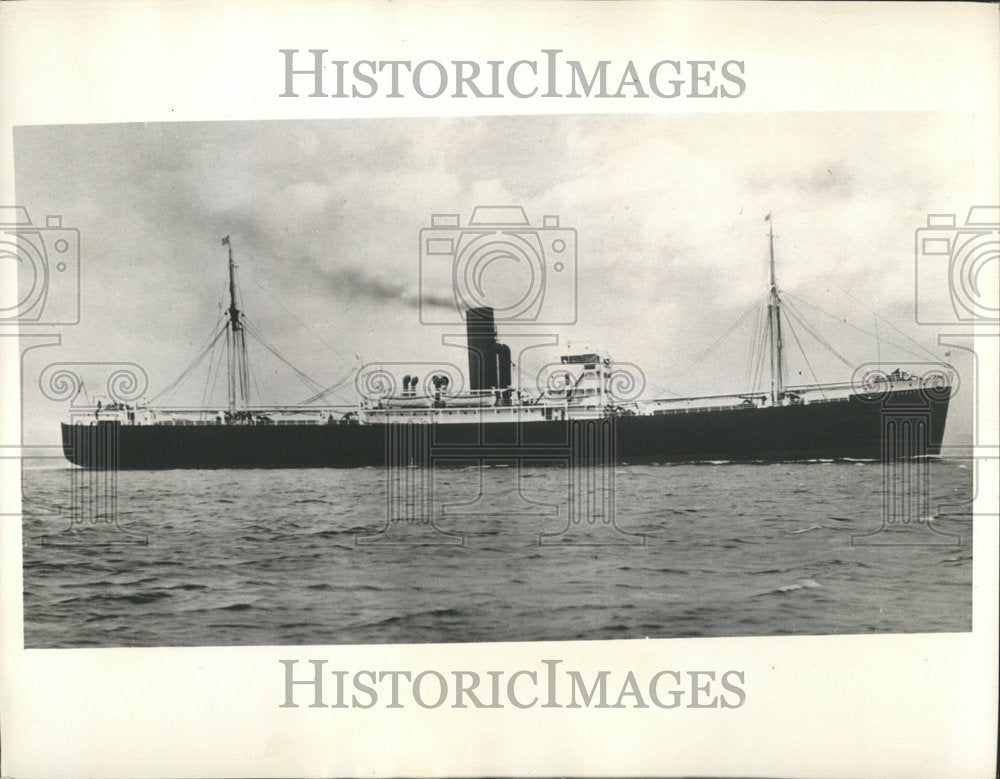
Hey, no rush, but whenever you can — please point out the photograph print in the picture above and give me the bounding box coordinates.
[12,111,980,648]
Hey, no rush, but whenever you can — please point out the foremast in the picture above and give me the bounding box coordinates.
[222,235,250,415]
[765,214,786,406]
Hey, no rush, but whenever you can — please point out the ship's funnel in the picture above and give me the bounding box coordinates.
[465,307,514,396]
[466,307,498,392]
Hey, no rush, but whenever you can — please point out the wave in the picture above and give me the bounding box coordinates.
[755,578,823,596]
[118,590,174,605]
[357,607,465,629]
[786,523,848,534]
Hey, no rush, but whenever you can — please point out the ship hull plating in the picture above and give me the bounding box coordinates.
[61,387,951,469]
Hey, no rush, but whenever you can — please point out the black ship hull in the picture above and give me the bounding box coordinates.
[61,387,950,469]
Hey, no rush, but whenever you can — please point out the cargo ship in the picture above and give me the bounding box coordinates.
[61,219,953,469]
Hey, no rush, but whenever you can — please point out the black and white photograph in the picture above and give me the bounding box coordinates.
[1,2,997,777]
[13,113,978,647]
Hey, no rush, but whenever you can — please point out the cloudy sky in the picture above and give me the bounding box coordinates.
[14,112,976,445]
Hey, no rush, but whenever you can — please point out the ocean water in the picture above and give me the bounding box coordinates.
[21,460,973,648]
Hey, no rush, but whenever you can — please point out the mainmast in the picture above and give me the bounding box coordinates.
[766,215,785,406]
[222,235,250,415]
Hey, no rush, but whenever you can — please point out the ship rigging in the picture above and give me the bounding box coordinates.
[223,235,250,418]
[74,216,952,434]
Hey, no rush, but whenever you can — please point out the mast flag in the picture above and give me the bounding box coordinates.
[221,235,230,246]
[764,212,771,222]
